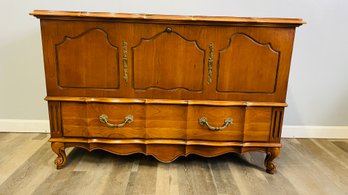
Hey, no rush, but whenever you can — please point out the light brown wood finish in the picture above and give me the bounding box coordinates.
[45,96,288,107]
[56,29,119,89]
[187,106,244,141]
[32,10,303,173]
[35,12,300,102]
[217,33,280,93]
[30,10,305,25]
[1,133,348,195]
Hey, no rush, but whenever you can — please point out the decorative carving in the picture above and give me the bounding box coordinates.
[208,42,214,84]
[122,41,128,83]
[264,147,280,174]
[270,108,284,142]
[132,29,205,91]
[217,33,280,93]
[48,102,62,137]
[51,142,67,169]
[55,28,119,89]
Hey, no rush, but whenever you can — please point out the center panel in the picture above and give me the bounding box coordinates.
[132,29,205,92]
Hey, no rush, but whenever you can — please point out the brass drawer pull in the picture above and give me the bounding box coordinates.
[99,114,134,128]
[198,117,233,131]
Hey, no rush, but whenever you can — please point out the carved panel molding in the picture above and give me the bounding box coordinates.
[217,33,280,93]
[55,28,119,89]
[132,27,205,91]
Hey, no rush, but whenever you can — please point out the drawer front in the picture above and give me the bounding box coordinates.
[61,102,88,137]
[244,107,273,142]
[146,105,187,139]
[187,106,244,141]
[60,101,276,142]
[61,102,145,138]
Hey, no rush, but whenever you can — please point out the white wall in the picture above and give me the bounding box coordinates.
[0,0,347,128]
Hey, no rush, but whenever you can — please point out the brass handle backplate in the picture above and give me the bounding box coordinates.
[199,117,233,131]
[99,114,134,128]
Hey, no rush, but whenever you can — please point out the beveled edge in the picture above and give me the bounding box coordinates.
[45,96,287,107]
[30,10,304,26]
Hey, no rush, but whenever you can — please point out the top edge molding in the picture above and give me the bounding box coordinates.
[30,10,305,26]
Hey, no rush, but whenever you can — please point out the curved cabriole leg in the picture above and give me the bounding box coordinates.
[51,142,67,169]
[264,147,280,174]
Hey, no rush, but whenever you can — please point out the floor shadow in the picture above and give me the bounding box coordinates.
[65,148,266,172]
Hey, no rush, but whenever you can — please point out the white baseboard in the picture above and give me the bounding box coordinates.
[282,125,348,138]
[0,119,347,138]
[0,119,50,133]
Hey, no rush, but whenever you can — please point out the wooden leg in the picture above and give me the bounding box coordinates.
[264,147,280,174]
[51,142,67,169]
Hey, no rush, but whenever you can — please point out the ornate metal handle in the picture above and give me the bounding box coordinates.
[99,114,134,128]
[198,117,233,131]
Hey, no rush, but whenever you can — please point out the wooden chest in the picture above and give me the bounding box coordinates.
[31,10,303,174]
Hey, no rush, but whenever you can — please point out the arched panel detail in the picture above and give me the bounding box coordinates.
[56,28,119,89]
[132,28,205,91]
[217,33,280,93]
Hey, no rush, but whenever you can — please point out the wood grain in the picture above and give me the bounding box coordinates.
[56,28,119,89]
[177,158,218,195]
[244,107,273,142]
[217,33,280,93]
[187,106,244,141]
[0,133,48,184]
[38,15,300,102]
[146,105,187,139]
[45,96,288,107]
[132,28,205,91]
[125,158,158,194]
[30,10,305,26]
[87,103,146,139]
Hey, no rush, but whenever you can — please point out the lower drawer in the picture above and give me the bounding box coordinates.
[61,102,146,138]
[187,106,244,141]
[59,101,277,142]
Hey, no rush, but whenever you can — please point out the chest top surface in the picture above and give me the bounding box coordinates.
[31,10,304,26]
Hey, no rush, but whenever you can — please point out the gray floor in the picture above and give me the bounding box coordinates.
[0,133,347,195]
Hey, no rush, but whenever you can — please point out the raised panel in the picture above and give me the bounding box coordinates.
[132,28,205,91]
[56,28,119,89]
[217,33,280,93]
[244,107,272,142]
[187,106,244,141]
